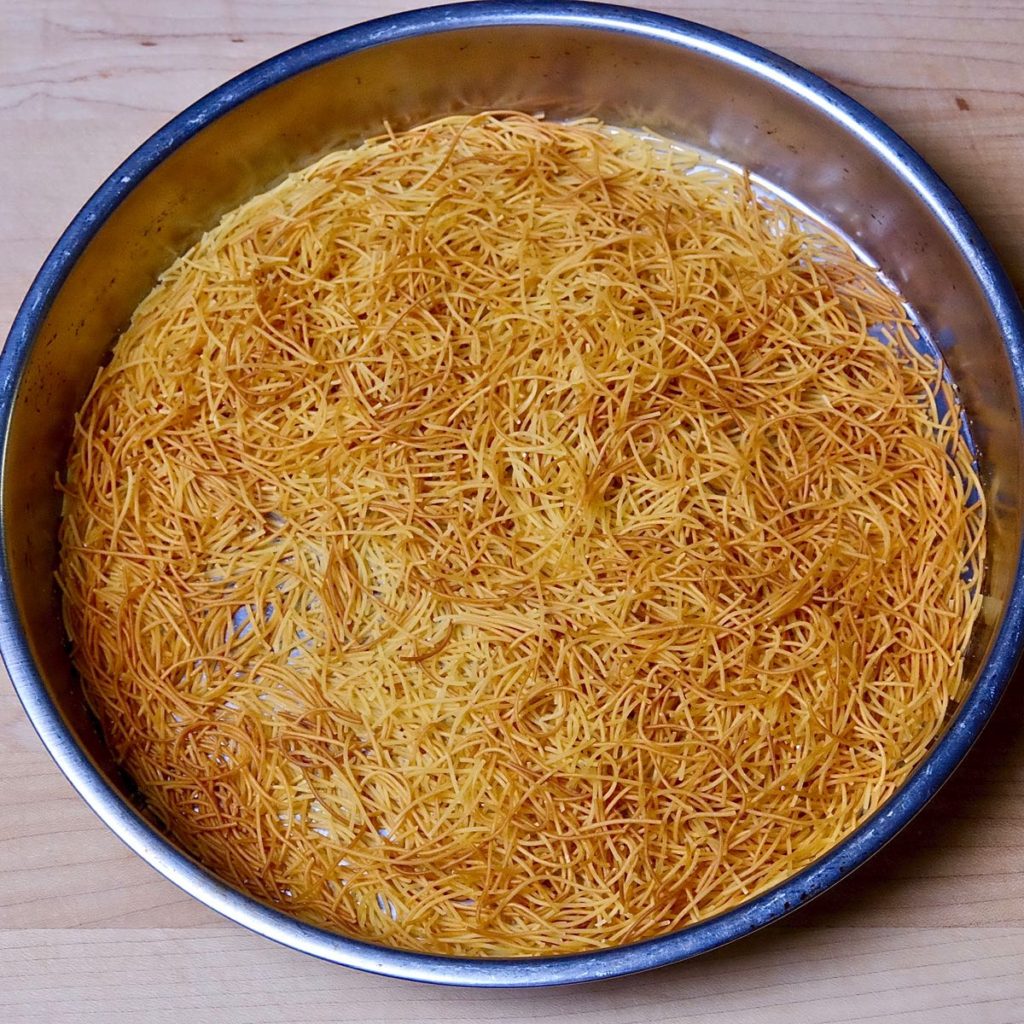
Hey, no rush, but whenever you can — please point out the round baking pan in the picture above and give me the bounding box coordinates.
[2,0,1023,987]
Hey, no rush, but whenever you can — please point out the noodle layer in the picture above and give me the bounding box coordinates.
[59,113,985,955]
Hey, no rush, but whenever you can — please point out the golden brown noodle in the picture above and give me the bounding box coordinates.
[59,112,985,955]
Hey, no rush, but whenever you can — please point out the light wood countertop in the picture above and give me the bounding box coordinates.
[2,2,1023,1021]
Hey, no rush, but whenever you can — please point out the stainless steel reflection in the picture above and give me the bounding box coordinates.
[3,2,1023,986]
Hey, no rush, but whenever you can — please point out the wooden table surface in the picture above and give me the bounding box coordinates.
[2,1,1024,1021]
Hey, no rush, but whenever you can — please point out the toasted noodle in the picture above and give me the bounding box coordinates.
[59,112,985,955]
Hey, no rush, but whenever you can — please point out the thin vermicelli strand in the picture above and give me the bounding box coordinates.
[59,113,985,956]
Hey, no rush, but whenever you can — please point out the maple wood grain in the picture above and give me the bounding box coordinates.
[2,2,1023,1021]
